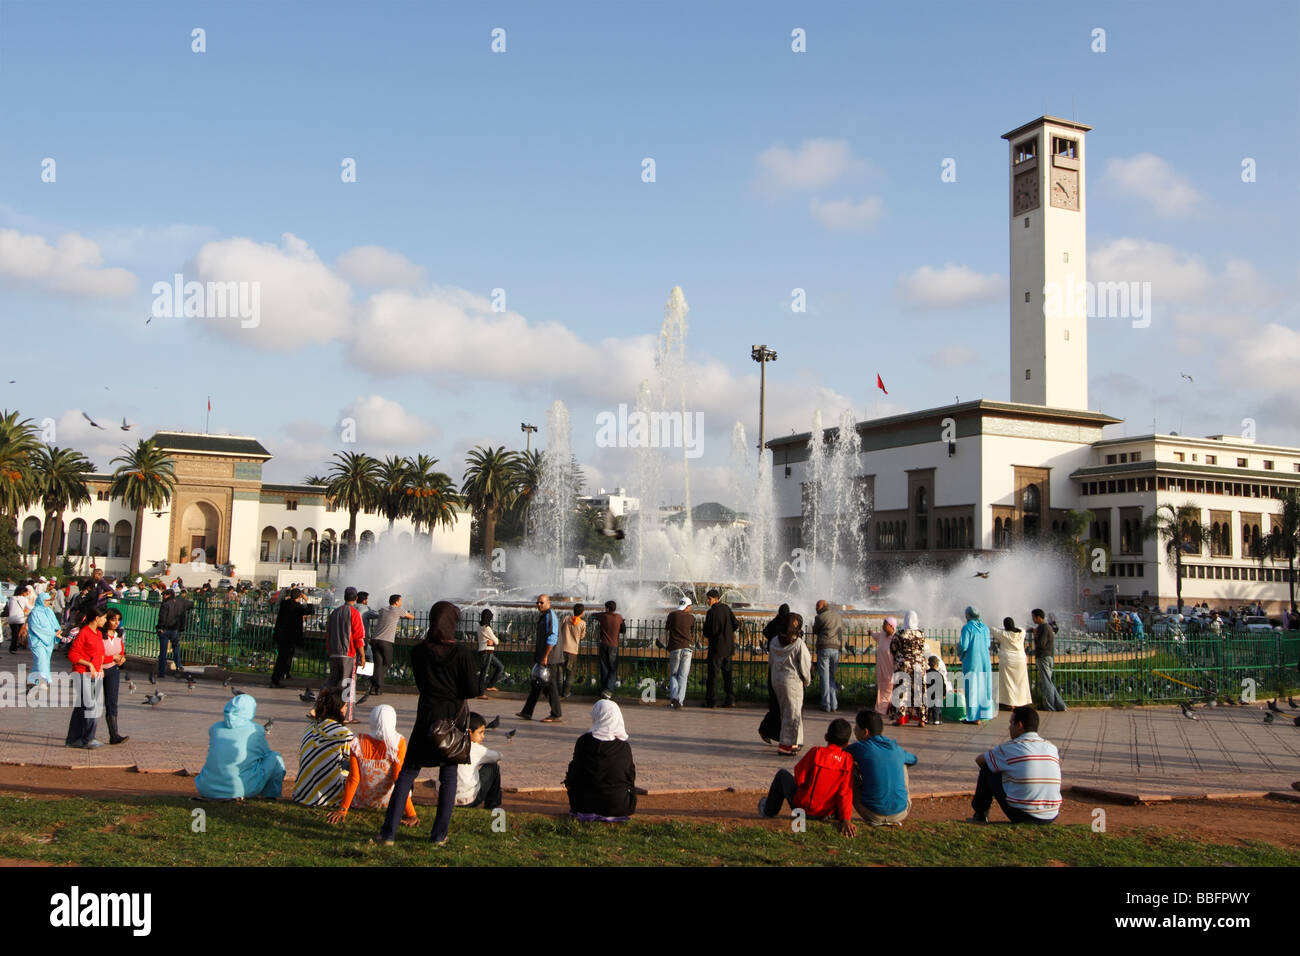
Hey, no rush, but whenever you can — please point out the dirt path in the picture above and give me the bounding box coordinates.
[1,764,1297,850]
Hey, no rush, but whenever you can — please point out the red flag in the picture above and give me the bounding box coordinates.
[207,396,211,411]
[876,373,888,395]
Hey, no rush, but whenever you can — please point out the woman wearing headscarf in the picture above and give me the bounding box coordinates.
[327,703,418,825]
[768,612,812,755]
[958,606,995,725]
[991,617,1032,710]
[757,604,792,744]
[26,590,60,689]
[292,687,355,806]
[891,610,928,726]
[377,600,478,846]
[195,694,286,800]
[874,616,898,717]
[564,700,637,819]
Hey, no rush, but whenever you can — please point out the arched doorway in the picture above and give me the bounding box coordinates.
[21,516,41,555]
[181,500,221,564]
[1021,484,1041,539]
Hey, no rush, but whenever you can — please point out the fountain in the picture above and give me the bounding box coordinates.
[537,400,574,590]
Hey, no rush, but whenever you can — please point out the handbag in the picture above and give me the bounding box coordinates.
[429,699,472,764]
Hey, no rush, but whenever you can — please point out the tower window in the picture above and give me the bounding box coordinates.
[1063,252,1069,262]
[1064,329,1069,341]
[1015,139,1037,164]
[1025,369,1031,380]
[1024,291,1030,302]
[1053,137,1077,159]
[1024,217,1030,228]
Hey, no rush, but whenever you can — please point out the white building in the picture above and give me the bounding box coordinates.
[767,116,1299,614]
[16,431,470,584]
[577,487,640,517]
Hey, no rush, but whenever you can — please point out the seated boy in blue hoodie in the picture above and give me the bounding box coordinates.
[845,708,917,827]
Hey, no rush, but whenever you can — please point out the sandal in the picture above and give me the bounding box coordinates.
[541,717,562,723]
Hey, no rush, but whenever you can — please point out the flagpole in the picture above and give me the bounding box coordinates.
[205,397,210,433]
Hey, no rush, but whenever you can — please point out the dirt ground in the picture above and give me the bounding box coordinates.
[0,764,1297,851]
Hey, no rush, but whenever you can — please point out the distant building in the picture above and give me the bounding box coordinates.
[577,487,640,517]
[16,431,470,583]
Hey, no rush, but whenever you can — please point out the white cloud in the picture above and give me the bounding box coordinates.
[755,139,866,193]
[1106,154,1203,218]
[0,229,135,297]
[927,345,979,368]
[93,223,218,262]
[191,232,353,348]
[895,264,1003,310]
[1217,322,1300,416]
[335,245,426,288]
[1089,237,1213,303]
[340,395,440,446]
[809,195,883,232]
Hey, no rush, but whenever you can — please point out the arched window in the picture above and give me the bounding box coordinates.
[90,519,110,557]
[359,530,375,554]
[112,520,133,559]
[914,488,928,549]
[21,516,41,555]
[1021,484,1041,539]
[340,529,355,563]
[67,519,88,555]
[280,527,298,564]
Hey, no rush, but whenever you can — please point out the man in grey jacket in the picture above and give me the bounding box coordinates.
[813,599,844,712]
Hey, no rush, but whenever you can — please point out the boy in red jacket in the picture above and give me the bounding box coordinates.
[758,718,857,836]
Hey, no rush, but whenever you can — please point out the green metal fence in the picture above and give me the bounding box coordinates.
[111,598,1300,708]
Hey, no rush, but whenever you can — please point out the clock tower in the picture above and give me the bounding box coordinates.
[1002,116,1091,410]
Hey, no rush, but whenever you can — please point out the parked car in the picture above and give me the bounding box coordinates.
[1242,616,1281,633]
[1083,611,1111,633]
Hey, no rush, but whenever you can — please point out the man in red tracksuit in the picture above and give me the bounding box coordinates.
[758,717,857,836]
[325,586,366,723]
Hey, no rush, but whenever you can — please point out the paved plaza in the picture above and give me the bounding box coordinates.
[2,663,1298,799]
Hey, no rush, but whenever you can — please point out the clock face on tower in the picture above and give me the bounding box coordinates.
[1013,169,1039,215]
[1050,168,1079,210]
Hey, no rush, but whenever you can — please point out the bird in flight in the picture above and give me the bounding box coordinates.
[1180,373,1194,383]
[81,412,104,429]
[121,418,136,431]
[972,570,990,579]
[599,508,625,540]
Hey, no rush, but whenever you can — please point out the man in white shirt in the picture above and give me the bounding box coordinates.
[7,584,32,654]
[968,704,1060,825]
[454,714,502,809]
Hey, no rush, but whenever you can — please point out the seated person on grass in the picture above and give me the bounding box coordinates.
[195,694,286,801]
[758,717,857,837]
[453,712,503,810]
[327,704,418,827]
[969,704,1061,825]
[846,709,917,827]
[564,700,636,820]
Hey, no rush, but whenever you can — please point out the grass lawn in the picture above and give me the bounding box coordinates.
[2,794,1296,867]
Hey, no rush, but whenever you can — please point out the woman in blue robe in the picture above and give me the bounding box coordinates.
[26,591,60,687]
[959,605,995,724]
[195,695,286,800]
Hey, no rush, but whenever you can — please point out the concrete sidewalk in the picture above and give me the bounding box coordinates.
[2,663,1298,798]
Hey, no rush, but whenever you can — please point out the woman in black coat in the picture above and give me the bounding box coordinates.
[564,700,637,818]
[377,601,478,846]
[269,588,313,687]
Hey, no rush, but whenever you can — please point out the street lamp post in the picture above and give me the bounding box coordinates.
[750,345,777,460]
[521,422,537,452]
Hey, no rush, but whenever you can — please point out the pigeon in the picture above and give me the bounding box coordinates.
[126,678,137,693]
[185,673,196,691]
[972,571,990,579]
[299,689,316,703]
[1179,701,1198,720]
[230,686,243,697]
[145,316,152,325]
[1289,697,1297,710]
[486,715,500,730]
[120,417,136,432]
[143,692,165,706]
[148,672,156,685]
[263,718,275,732]
[504,729,517,742]
[1268,699,1282,713]
[598,508,625,540]
[81,411,104,429]
[222,677,233,686]
[1264,711,1276,724]
[1180,373,1194,383]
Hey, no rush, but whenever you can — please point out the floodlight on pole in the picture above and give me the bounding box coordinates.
[521,422,537,452]
[750,345,777,460]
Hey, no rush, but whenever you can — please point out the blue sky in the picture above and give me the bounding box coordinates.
[1,0,1297,502]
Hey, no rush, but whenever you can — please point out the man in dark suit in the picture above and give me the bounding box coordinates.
[703,588,739,708]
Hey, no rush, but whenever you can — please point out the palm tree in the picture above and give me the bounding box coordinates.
[1051,508,1097,607]
[325,451,380,563]
[511,448,543,544]
[376,455,413,533]
[109,439,177,577]
[32,446,94,568]
[1141,502,1212,613]
[406,454,460,536]
[1260,489,1300,614]
[0,411,40,579]
[302,474,327,486]
[462,445,518,568]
